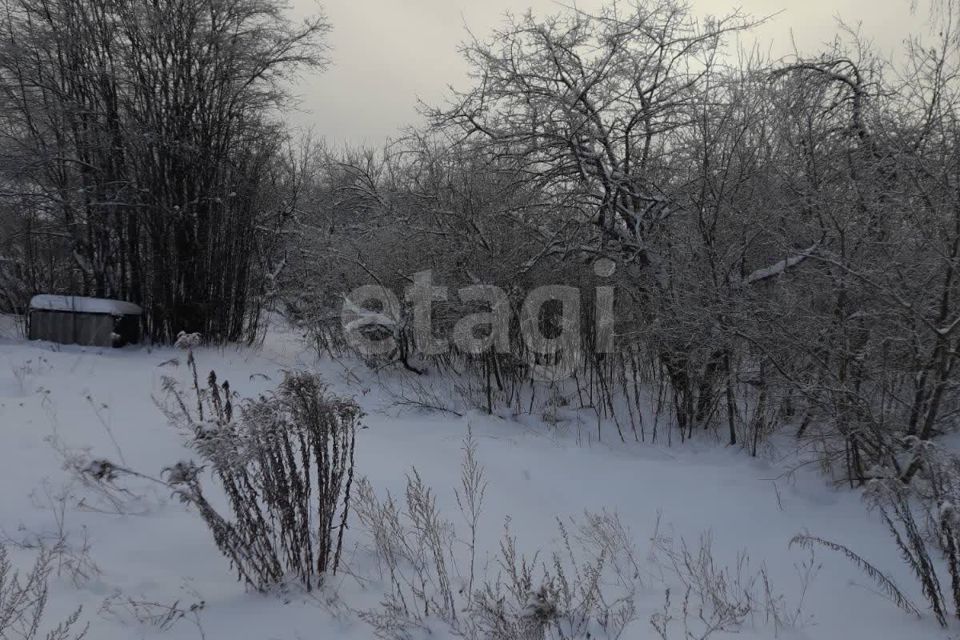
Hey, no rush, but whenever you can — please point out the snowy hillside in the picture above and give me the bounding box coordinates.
[0,318,949,639]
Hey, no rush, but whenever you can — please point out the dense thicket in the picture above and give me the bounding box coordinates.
[0,0,325,342]
[286,0,960,486]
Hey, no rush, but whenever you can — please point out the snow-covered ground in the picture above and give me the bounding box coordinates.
[0,315,949,639]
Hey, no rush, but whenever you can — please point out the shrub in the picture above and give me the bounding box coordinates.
[159,364,360,592]
[791,443,960,628]
[354,433,644,640]
[355,435,805,640]
[0,544,87,639]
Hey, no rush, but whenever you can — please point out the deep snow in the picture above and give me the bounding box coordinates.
[0,314,951,639]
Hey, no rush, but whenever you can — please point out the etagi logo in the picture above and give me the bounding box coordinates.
[340,259,617,381]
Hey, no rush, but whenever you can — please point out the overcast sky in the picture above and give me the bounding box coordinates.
[286,0,929,146]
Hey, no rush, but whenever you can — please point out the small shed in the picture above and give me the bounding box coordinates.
[28,295,142,347]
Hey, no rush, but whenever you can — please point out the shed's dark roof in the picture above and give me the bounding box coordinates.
[29,295,142,315]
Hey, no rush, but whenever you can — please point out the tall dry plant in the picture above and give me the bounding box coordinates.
[158,353,360,592]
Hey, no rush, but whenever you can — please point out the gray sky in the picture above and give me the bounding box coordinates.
[287,0,929,145]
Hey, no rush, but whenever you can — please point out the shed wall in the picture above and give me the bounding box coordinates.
[29,311,116,347]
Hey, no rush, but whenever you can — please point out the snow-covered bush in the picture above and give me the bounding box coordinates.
[357,482,641,639]
[864,447,960,627]
[159,365,360,592]
[355,434,807,640]
[793,444,960,628]
[651,529,809,639]
[0,544,87,639]
[355,434,639,640]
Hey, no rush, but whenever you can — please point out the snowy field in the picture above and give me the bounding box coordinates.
[0,314,949,639]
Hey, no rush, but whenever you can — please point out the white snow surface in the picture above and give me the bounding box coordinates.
[29,295,142,315]
[0,315,950,639]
